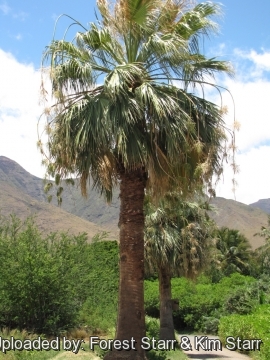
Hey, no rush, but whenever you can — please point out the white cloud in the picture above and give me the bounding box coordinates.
[212,50,270,204]
[216,146,270,204]
[218,78,270,151]
[235,48,270,73]
[0,2,10,15]
[0,49,46,178]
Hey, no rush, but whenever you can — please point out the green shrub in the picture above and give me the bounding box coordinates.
[223,286,259,315]
[144,280,160,318]
[145,273,259,334]
[170,274,253,332]
[219,305,270,360]
[0,215,120,335]
[145,316,160,340]
[78,240,119,333]
[0,329,61,360]
[0,215,101,334]
[201,316,220,334]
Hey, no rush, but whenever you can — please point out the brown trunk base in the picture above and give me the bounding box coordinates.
[159,267,175,342]
[159,326,176,343]
[104,350,148,360]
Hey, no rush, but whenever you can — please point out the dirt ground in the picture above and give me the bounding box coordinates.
[181,335,253,360]
[49,351,100,359]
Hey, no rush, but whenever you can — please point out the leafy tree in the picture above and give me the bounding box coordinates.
[144,194,213,341]
[40,1,233,357]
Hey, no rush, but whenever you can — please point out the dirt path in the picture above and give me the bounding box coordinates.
[180,335,251,360]
[49,351,100,359]
[47,335,253,360]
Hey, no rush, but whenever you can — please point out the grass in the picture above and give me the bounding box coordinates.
[147,348,188,360]
[0,328,188,360]
[0,328,101,360]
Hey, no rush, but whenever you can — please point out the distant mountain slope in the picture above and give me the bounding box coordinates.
[0,156,119,233]
[249,198,270,215]
[209,197,268,249]
[0,156,117,239]
[1,156,269,249]
[0,156,46,202]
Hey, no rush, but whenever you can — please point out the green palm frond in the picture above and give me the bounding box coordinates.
[144,193,214,278]
[40,0,234,201]
[175,2,220,40]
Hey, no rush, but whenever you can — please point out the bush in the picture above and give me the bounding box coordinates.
[0,215,90,334]
[0,329,59,360]
[171,273,256,332]
[144,273,259,334]
[144,280,160,318]
[0,215,120,335]
[218,305,270,360]
[78,240,119,333]
[201,316,220,334]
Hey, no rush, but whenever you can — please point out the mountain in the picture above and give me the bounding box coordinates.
[0,156,118,240]
[1,156,269,249]
[209,197,268,250]
[249,199,270,215]
[0,156,120,232]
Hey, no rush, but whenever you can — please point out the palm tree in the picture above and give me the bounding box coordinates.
[144,194,213,341]
[40,1,233,358]
[254,216,270,274]
[215,227,252,276]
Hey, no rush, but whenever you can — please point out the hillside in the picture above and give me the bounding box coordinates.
[0,157,117,240]
[0,156,119,233]
[1,156,269,249]
[250,198,270,215]
[209,197,268,250]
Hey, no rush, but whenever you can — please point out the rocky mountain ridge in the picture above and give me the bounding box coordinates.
[0,156,268,249]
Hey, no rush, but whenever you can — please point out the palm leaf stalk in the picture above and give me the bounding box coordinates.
[39,1,234,358]
[144,194,213,341]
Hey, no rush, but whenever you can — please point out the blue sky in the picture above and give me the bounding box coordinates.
[0,0,270,204]
[1,1,269,69]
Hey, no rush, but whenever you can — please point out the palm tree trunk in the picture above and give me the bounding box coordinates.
[104,168,147,360]
[158,266,175,342]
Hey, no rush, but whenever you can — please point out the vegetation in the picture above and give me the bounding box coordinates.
[219,305,270,360]
[254,216,270,274]
[145,273,260,334]
[0,215,87,334]
[0,329,61,360]
[204,227,253,282]
[2,213,270,359]
[144,194,213,340]
[0,215,118,335]
[78,239,119,333]
[40,1,233,357]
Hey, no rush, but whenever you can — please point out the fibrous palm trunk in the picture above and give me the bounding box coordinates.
[158,266,175,342]
[105,168,147,360]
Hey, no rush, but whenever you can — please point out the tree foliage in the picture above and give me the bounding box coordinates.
[144,194,214,278]
[254,216,270,274]
[204,226,253,281]
[39,0,234,201]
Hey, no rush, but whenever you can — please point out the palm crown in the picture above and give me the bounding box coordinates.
[144,193,213,277]
[41,0,232,198]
